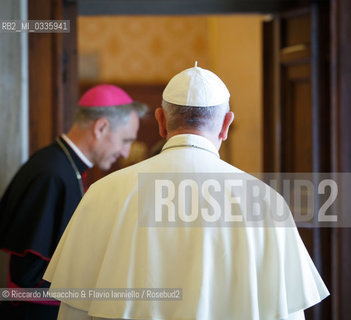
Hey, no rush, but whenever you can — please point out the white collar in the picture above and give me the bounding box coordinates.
[161,134,220,158]
[61,134,93,168]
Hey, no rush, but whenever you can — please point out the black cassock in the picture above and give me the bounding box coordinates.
[0,136,88,319]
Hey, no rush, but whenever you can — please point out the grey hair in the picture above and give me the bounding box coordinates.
[162,100,229,132]
[74,102,148,129]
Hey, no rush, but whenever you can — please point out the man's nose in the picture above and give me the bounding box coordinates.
[120,144,131,158]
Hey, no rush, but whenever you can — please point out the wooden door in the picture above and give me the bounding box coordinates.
[263,3,331,319]
[28,0,78,154]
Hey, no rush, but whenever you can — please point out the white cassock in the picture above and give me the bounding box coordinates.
[44,134,329,320]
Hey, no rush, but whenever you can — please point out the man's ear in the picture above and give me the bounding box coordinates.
[219,111,234,141]
[93,118,110,139]
[155,108,167,138]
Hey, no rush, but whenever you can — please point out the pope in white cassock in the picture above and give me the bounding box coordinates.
[44,62,329,320]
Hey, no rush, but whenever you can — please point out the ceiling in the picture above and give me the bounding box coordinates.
[76,0,318,15]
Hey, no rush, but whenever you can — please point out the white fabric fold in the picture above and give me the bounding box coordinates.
[44,134,329,320]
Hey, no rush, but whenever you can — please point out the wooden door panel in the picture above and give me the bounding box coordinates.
[263,4,331,319]
[282,74,312,172]
[29,0,78,154]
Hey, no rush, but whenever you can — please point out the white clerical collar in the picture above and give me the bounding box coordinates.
[161,134,220,158]
[61,134,93,168]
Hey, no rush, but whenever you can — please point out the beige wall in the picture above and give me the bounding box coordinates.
[207,16,263,172]
[78,16,210,84]
[78,15,263,172]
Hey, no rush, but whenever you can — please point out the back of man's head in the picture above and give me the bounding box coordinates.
[161,101,229,134]
[161,62,232,136]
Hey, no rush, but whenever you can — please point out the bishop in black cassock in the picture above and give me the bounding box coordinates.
[0,136,89,319]
[0,84,146,319]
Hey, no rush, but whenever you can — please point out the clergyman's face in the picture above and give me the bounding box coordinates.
[94,111,140,170]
